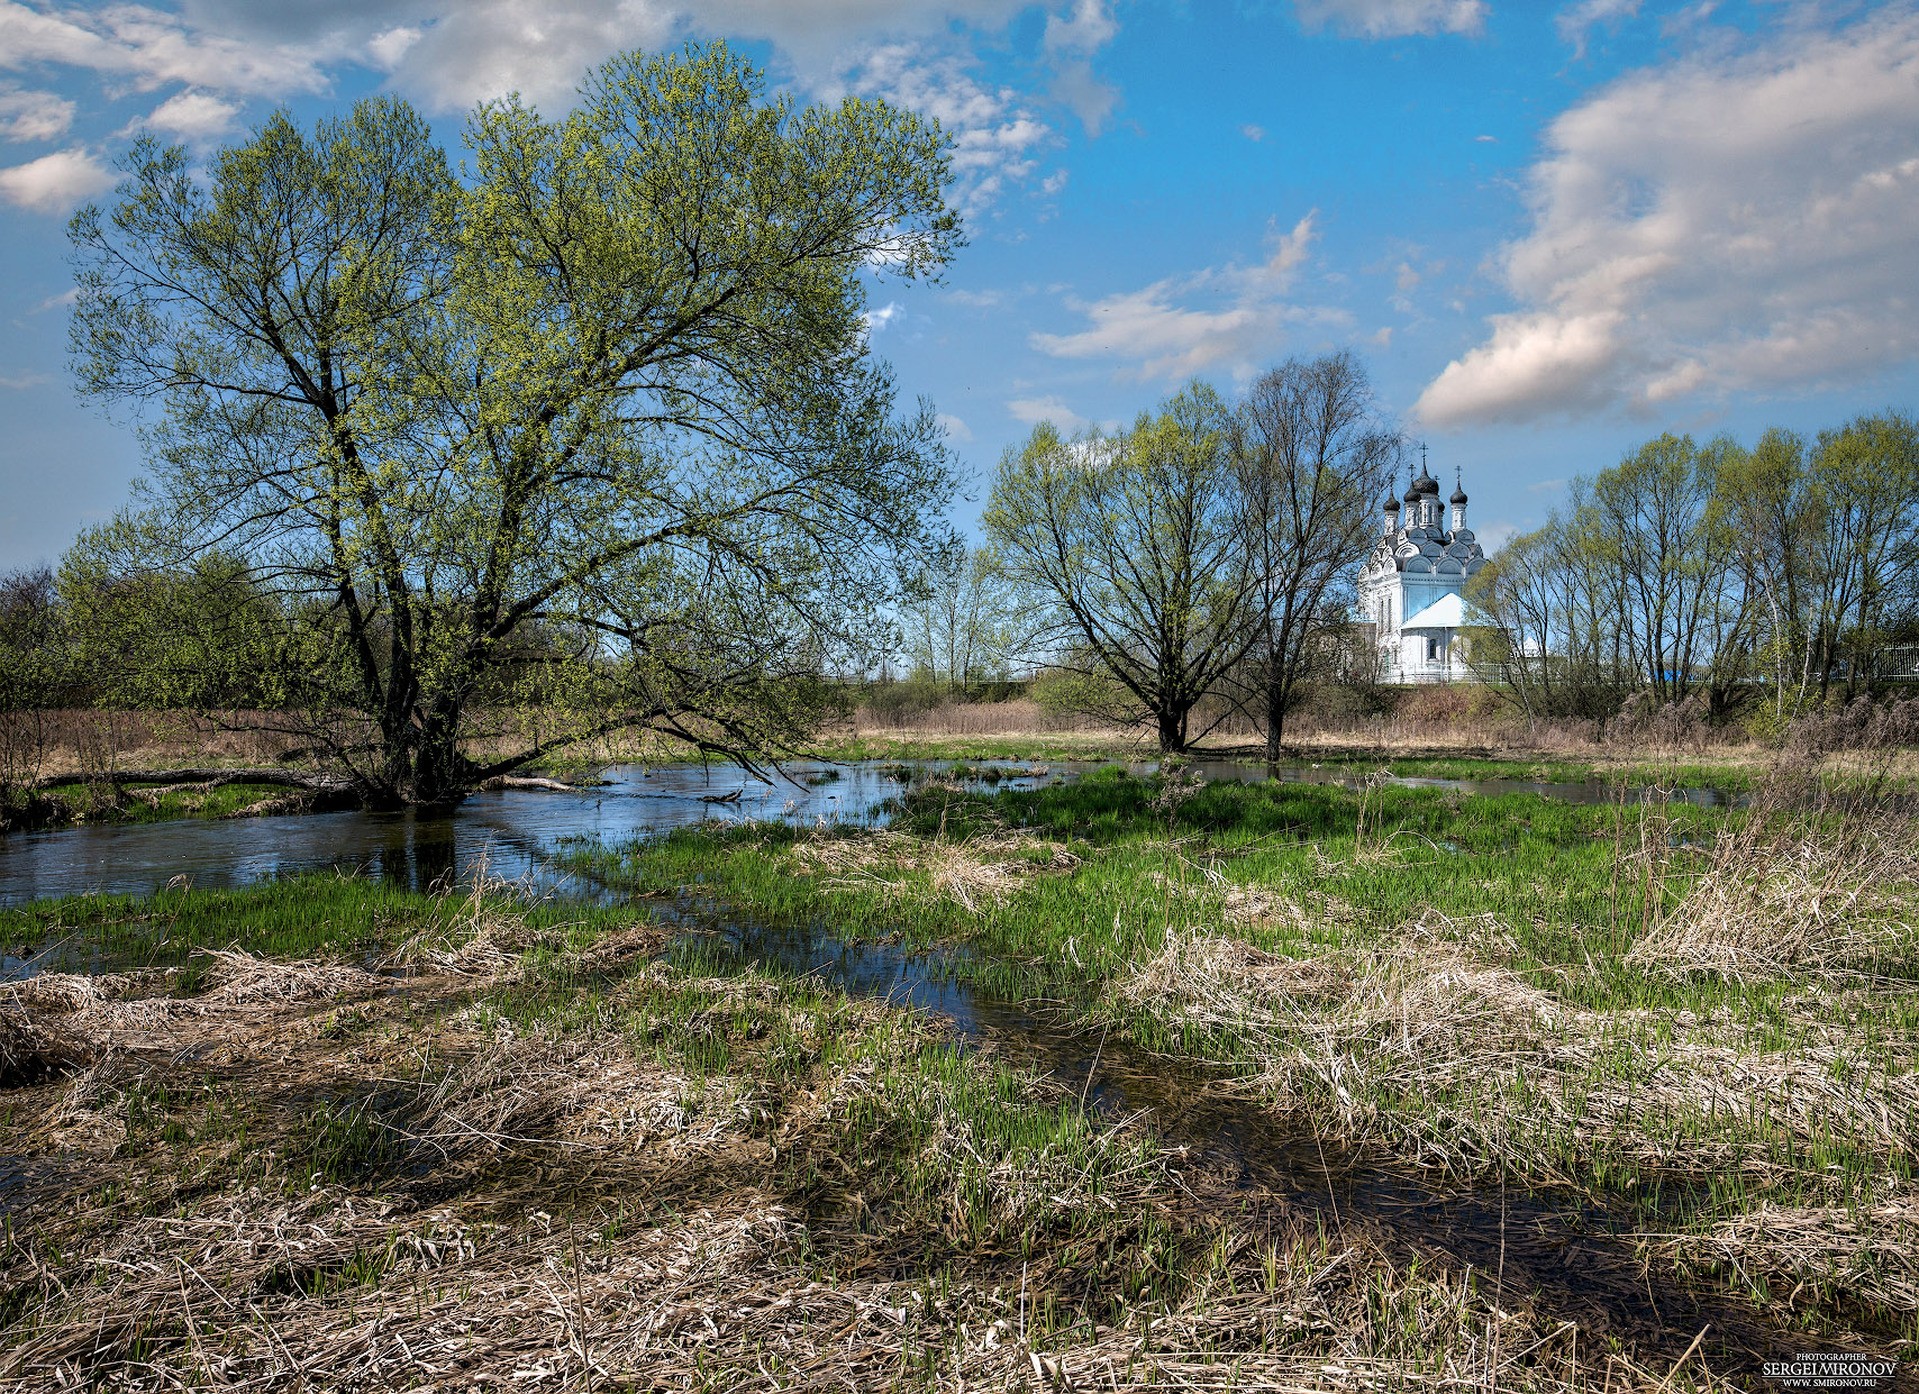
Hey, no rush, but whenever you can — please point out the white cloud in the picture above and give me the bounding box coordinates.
[1031,213,1328,379]
[0,146,112,213]
[1416,11,1919,427]
[173,0,1034,110]
[1241,123,1265,142]
[0,371,53,390]
[338,1,673,112]
[4,2,1078,213]
[1042,0,1115,56]
[862,300,904,335]
[936,411,974,441]
[34,286,79,313]
[0,88,74,142]
[1292,0,1487,39]
[1557,0,1640,57]
[843,42,1054,212]
[0,2,328,97]
[140,89,241,141]
[1007,395,1091,431]
[365,24,423,70]
[1473,519,1518,552]
[1041,0,1118,132]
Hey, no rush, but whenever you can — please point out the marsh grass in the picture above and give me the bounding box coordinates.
[27,778,306,826]
[0,874,1769,1391]
[6,760,1918,1382]
[565,762,1919,1347]
[0,874,646,979]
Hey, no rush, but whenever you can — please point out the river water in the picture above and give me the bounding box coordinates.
[0,757,1734,906]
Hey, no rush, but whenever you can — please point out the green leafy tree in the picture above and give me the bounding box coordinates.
[57,545,288,711]
[1464,522,1635,724]
[0,567,74,794]
[983,386,1258,753]
[1583,433,1747,705]
[1805,411,1919,699]
[1227,352,1400,758]
[899,543,1032,693]
[70,45,959,805]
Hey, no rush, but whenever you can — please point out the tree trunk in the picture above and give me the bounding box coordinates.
[1156,706,1187,753]
[1264,666,1289,762]
[407,704,473,807]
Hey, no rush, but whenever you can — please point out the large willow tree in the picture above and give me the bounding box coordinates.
[70,45,959,806]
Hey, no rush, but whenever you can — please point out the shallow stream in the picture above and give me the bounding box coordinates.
[673,908,1819,1380]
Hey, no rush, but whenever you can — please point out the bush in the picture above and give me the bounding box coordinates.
[1030,668,1132,723]
[1785,693,1919,758]
[861,677,947,728]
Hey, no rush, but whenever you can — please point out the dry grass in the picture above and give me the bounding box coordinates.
[1629,803,1919,983]
[1116,913,1919,1185]
[1656,1192,1919,1320]
[793,827,1081,913]
[0,912,1767,1392]
[0,1004,92,1087]
[7,1181,1716,1393]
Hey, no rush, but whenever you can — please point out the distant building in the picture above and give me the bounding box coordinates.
[1356,458,1488,683]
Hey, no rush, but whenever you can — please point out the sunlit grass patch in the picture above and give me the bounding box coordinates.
[0,874,657,977]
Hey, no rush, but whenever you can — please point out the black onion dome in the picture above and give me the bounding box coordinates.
[1384,492,1400,512]
[1450,484,1468,505]
[1415,471,1440,495]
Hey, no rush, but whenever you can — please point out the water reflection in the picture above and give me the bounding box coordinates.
[0,760,1052,905]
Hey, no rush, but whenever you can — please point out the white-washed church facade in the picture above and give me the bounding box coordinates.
[1356,459,1487,683]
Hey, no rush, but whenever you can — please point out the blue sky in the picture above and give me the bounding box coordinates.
[1,0,1916,567]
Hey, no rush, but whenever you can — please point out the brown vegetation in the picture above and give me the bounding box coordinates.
[2,907,1785,1392]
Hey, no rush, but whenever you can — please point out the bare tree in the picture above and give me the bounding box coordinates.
[1229,353,1400,758]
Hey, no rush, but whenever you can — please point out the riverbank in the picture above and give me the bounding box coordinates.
[0,873,1742,1393]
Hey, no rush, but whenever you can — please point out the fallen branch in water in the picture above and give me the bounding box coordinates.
[477,775,581,793]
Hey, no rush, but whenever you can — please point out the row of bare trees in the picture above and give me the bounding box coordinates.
[926,352,1401,755]
[1464,412,1919,729]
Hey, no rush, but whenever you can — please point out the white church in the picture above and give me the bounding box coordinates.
[1356,456,1488,683]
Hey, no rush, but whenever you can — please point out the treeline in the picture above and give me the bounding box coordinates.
[1468,412,1919,731]
[0,558,287,714]
[900,352,1400,755]
[0,556,601,717]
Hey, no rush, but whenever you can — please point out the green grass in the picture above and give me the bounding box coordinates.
[0,875,654,977]
[9,780,1916,1374]
[560,767,1919,1290]
[27,779,298,825]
